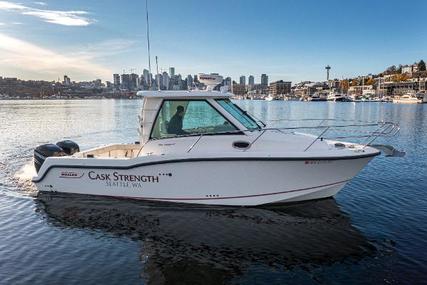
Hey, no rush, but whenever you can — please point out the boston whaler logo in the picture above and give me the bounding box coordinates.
[87,171,170,189]
[59,171,85,178]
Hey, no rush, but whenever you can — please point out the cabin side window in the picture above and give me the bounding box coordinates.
[150,100,238,139]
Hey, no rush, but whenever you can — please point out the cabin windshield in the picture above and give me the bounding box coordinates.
[150,100,238,139]
[216,99,260,130]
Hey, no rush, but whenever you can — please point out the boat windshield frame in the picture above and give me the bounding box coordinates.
[215,99,261,131]
[149,98,244,140]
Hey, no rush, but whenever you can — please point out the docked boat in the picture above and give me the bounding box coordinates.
[326,93,352,102]
[264,94,274,101]
[32,75,402,206]
[307,92,327,101]
[416,92,427,103]
[393,93,422,104]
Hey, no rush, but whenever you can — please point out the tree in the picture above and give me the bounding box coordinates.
[366,78,375,85]
[385,65,397,74]
[340,79,349,91]
[401,74,409,81]
[418,60,426,71]
[393,74,409,82]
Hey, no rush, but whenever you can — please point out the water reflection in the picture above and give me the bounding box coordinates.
[36,193,374,284]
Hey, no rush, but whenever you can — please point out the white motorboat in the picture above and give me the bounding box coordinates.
[326,93,337,101]
[393,93,422,104]
[32,76,401,206]
[264,94,274,101]
[327,93,352,102]
[416,92,427,103]
[307,93,327,101]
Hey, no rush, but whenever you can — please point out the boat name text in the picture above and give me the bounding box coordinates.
[88,171,159,183]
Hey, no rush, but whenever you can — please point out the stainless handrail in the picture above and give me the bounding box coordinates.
[246,121,400,150]
[136,140,150,157]
[304,126,329,152]
[187,134,204,153]
[267,118,380,124]
[148,119,399,153]
[245,129,267,151]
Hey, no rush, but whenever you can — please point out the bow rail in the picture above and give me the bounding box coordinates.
[249,119,400,151]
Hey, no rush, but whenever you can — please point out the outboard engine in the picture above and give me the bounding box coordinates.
[56,140,80,155]
[34,144,66,173]
[33,140,79,173]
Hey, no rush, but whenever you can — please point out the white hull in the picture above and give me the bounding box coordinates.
[393,94,421,104]
[34,155,374,206]
[392,99,421,104]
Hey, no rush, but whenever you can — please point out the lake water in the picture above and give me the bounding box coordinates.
[0,99,426,284]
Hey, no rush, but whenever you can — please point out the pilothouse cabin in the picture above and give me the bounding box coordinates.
[137,90,261,144]
[78,76,263,159]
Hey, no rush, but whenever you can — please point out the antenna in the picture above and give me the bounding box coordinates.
[145,0,152,89]
[155,56,160,91]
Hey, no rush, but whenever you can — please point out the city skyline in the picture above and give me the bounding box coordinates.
[0,0,426,82]
[110,68,271,92]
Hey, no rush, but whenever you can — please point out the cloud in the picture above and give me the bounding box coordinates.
[22,10,93,26]
[34,1,47,5]
[0,33,112,80]
[0,21,23,26]
[0,1,94,26]
[71,39,137,60]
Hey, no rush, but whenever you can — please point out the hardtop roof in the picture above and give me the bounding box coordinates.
[136,90,232,99]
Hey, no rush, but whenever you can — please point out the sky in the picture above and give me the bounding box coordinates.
[0,0,426,83]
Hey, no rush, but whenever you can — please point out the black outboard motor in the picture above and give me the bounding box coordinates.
[56,140,80,155]
[34,140,80,173]
[34,144,66,173]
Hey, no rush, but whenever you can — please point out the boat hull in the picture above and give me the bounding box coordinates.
[33,155,375,206]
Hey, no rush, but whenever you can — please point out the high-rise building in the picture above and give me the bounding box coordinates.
[232,83,246,96]
[239,75,246,86]
[224,77,232,87]
[154,73,162,90]
[261,74,269,86]
[162,72,170,90]
[121,74,131,90]
[113,74,120,87]
[186,74,194,89]
[269,80,292,97]
[143,69,150,87]
[169,67,175,77]
[130,73,139,90]
[176,74,183,90]
[248,75,255,86]
[63,75,71,85]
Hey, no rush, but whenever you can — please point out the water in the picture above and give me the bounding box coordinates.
[0,99,426,284]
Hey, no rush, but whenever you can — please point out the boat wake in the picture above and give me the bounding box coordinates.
[14,161,37,192]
